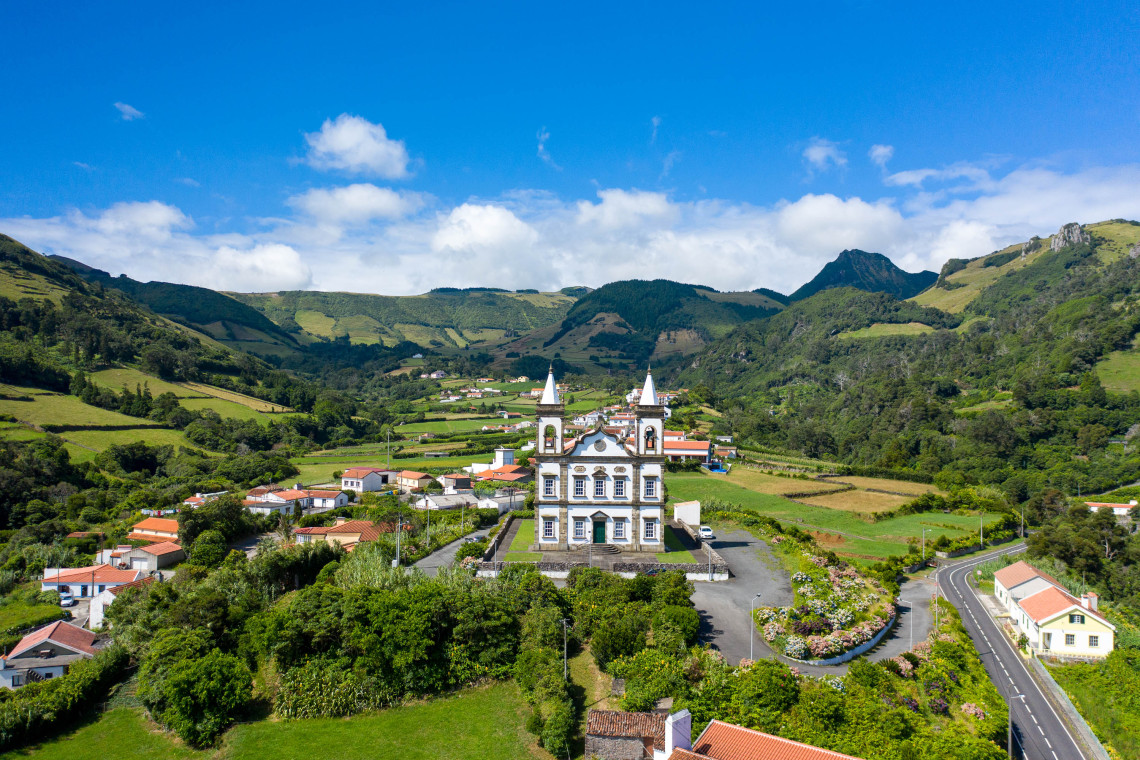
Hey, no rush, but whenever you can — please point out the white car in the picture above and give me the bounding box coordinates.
[698,525,715,540]
[59,592,77,608]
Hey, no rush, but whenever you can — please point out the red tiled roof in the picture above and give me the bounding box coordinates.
[477,470,530,482]
[138,541,183,556]
[132,517,180,533]
[182,496,204,505]
[304,490,343,498]
[586,710,665,751]
[687,720,862,760]
[8,620,99,659]
[664,440,712,451]
[43,565,143,585]
[993,560,1061,590]
[342,467,390,477]
[109,577,154,596]
[398,470,430,480]
[294,526,331,535]
[1018,586,1112,627]
[66,531,103,538]
[127,532,173,543]
[273,489,309,500]
[247,484,282,494]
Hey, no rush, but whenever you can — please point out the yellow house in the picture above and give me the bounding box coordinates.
[1016,586,1115,657]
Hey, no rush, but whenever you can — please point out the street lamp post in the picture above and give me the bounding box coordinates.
[921,528,928,562]
[750,593,763,661]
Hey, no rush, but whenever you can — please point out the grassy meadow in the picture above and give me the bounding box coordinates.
[0,683,548,760]
[667,470,998,560]
[837,322,936,339]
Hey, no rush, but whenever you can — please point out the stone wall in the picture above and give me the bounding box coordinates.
[584,734,651,760]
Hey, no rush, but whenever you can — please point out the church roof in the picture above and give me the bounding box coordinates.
[638,369,659,406]
[540,368,561,405]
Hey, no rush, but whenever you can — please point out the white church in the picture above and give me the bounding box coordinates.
[532,368,665,553]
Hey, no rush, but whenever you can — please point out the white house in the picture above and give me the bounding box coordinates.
[414,493,479,510]
[306,490,349,509]
[41,565,144,599]
[533,369,664,552]
[182,490,227,508]
[99,541,184,572]
[0,621,102,689]
[89,577,153,629]
[340,468,395,492]
[1084,501,1136,518]
[242,499,295,517]
[995,560,1116,657]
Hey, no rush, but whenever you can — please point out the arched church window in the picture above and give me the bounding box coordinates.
[644,426,656,452]
[543,424,557,451]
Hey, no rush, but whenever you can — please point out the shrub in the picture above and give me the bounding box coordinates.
[160,648,252,747]
[275,660,390,718]
[189,529,228,568]
[593,613,649,670]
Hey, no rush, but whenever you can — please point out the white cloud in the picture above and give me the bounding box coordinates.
[287,184,426,225]
[660,150,681,179]
[175,177,200,187]
[114,102,144,121]
[304,114,411,178]
[536,127,561,170]
[650,116,661,144]
[5,159,1139,297]
[885,162,993,188]
[803,137,847,174]
[73,161,94,171]
[869,144,894,168]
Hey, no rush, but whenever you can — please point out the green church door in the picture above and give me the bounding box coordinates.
[592,520,606,543]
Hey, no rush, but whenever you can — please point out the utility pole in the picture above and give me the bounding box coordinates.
[560,618,570,680]
[750,593,762,661]
[922,528,928,561]
[386,429,391,470]
[980,515,984,548]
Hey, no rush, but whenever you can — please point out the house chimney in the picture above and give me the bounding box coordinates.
[335,517,347,526]
[1082,593,1098,611]
[664,709,691,757]
[295,483,303,490]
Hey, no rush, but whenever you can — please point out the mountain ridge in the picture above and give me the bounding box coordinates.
[789,249,937,302]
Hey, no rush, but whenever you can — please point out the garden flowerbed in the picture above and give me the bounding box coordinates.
[754,534,896,661]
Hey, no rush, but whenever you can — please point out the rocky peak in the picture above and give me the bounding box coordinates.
[1050,222,1091,251]
[1128,243,1140,260]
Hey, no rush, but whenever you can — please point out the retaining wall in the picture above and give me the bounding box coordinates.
[1029,657,1112,760]
[784,613,898,667]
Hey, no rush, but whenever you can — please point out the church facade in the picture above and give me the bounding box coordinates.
[532,369,665,553]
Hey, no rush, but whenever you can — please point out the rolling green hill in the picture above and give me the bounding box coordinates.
[503,279,784,369]
[229,287,577,351]
[789,249,937,302]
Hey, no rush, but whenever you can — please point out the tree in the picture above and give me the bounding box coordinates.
[729,659,800,733]
[161,649,252,747]
[190,530,228,568]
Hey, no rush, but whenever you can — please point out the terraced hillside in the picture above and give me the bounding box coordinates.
[231,288,577,350]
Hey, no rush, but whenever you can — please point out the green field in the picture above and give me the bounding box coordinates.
[666,472,999,559]
[1095,348,1140,393]
[0,598,65,633]
[2,683,547,760]
[397,417,503,434]
[837,322,936,339]
[290,451,489,484]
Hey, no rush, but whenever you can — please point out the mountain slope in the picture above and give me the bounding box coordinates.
[502,279,784,369]
[789,249,937,302]
[49,256,300,354]
[229,288,577,351]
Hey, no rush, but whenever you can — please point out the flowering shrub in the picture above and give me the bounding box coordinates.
[791,571,812,583]
[784,636,807,658]
[763,622,783,641]
[928,697,949,714]
[890,656,915,678]
[902,697,920,712]
[961,702,986,719]
[824,676,845,692]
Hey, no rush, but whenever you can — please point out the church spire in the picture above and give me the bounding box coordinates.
[540,365,560,405]
[638,367,659,406]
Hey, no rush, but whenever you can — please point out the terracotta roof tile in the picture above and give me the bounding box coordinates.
[689,720,862,760]
[8,620,99,658]
[586,710,665,751]
[304,490,343,498]
[342,467,391,477]
[398,470,430,480]
[109,577,154,596]
[1018,586,1112,627]
[43,565,144,584]
[132,517,180,533]
[993,560,1060,590]
[138,541,183,556]
[664,440,712,451]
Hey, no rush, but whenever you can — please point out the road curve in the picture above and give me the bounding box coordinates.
[939,544,1085,760]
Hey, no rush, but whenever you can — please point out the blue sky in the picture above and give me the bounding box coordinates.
[2,1,1139,294]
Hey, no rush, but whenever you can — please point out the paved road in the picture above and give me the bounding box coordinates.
[230,531,277,559]
[414,526,491,576]
[939,544,1085,760]
[691,529,939,674]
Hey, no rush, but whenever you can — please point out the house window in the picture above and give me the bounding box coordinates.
[614,519,625,539]
[1089,635,1099,648]
[542,519,555,539]
[644,519,657,540]
[544,477,556,497]
[1065,634,1075,646]
[1069,613,1085,625]
[11,675,21,687]
[574,519,586,539]
[645,478,657,498]
[573,478,585,497]
[614,479,626,498]
[594,478,606,498]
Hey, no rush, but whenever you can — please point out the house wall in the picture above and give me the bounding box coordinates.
[1037,613,1115,657]
[584,735,652,760]
[0,665,67,690]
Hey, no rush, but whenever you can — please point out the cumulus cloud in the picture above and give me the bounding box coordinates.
[114,102,144,121]
[5,160,1140,296]
[304,115,411,178]
[287,184,426,225]
[869,144,894,168]
[536,127,561,170]
[803,137,847,175]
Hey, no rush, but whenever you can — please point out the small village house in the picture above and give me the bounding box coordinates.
[294,518,410,551]
[413,493,479,511]
[96,541,184,571]
[396,470,435,492]
[0,621,103,689]
[41,565,145,599]
[439,473,472,491]
[126,517,180,544]
[340,467,395,492]
[89,577,153,629]
[995,560,1115,657]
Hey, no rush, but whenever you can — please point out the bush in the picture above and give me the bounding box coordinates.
[189,529,228,568]
[654,605,700,646]
[275,660,390,718]
[161,648,252,747]
[593,612,649,670]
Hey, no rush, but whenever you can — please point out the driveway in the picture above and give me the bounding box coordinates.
[414,526,492,576]
[691,528,937,675]
[230,532,277,559]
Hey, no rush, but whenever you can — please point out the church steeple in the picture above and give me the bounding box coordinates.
[638,367,659,406]
[540,366,560,405]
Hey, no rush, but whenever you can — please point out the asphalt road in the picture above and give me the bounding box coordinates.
[939,544,1085,760]
[414,526,492,576]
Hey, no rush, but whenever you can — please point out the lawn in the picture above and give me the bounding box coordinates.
[88,368,205,399]
[510,520,535,551]
[0,597,65,633]
[2,683,547,760]
[396,417,502,434]
[837,322,936,339]
[177,383,292,413]
[1095,348,1140,393]
[658,526,698,563]
[667,471,1000,559]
